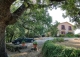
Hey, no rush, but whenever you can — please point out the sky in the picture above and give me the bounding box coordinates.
[48,8,70,24]
[48,8,80,34]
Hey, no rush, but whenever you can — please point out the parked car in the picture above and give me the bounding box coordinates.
[12,38,35,45]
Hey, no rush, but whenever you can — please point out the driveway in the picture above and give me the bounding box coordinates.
[7,37,77,57]
[35,37,54,44]
[7,37,54,57]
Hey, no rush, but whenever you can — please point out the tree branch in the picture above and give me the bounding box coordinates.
[8,3,53,24]
[8,0,65,25]
[7,3,29,24]
[50,0,65,2]
[12,4,28,18]
[30,3,54,9]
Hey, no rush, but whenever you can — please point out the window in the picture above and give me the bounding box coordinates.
[61,31,65,34]
[68,26,72,30]
[61,25,65,30]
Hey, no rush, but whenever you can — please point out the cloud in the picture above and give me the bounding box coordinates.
[48,8,69,24]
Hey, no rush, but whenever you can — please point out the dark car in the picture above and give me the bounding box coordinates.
[12,38,35,45]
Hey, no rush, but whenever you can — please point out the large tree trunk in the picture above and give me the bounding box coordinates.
[0,22,8,57]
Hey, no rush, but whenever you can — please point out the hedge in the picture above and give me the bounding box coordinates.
[42,40,80,57]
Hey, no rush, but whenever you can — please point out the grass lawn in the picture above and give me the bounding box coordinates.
[56,38,80,49]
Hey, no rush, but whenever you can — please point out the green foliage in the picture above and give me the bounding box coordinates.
[19,8,52,37]
[6,8,52,40]
[21,40,25,44]
[33,41,37,45]
[6,22,25,42]
[59,34,65,37]
[66,32,74,37]
[61,0,80,27]
[42,41,80,57]
[47,21,59,37]
[10,0,23,13]
[74,34,80,37]
[53,38,64,42]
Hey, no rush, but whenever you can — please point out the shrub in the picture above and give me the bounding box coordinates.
[74,34,80,37]
[59,34,65,37]
[42,40,80,57]
[66,32,74,37]
[52,38,64,42]
[21,40,25,44]
[33,41,37,45]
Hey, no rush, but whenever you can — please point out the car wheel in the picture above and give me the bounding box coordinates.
[16,41,20,45]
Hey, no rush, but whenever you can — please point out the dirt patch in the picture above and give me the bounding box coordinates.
[7,48,42,57]
[57,39,80,49]
[7,43,43,57]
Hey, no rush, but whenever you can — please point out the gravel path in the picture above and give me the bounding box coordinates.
[7,37,52,57]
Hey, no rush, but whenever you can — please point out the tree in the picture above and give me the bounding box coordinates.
[6,22,25,43]
[6,8,52,40]
[0,0,68,57]
[47,21,59,36]
[21,8,52,37]
[61,0,80,27]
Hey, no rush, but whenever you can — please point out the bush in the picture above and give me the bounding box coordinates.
[21,40,25,44]
[74,34,80,37]
[59,34,65,37]
[52,38,64,42]
[33,41,37,45]
[66,32,74,37]
[42,41,80,57]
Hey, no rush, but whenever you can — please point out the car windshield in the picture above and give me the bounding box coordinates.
[15,38,23,40]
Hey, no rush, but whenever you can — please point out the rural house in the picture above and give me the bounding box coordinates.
[57,22,74,36]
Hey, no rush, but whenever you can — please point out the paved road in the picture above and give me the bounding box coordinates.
[29,37,77,46]
[35,37,53,45]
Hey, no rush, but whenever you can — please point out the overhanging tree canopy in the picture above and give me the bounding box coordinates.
[0,0,65,57]
[1,0,80,57]
[61,0,80,27]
